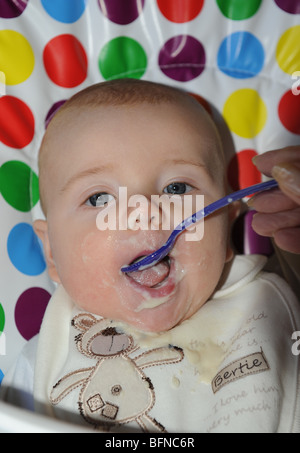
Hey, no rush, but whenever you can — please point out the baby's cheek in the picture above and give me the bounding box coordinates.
[175,239,210,284]
[80,231,103,266]
[174,218,227,288]
[80,230,118,279]
[62,231,118,312]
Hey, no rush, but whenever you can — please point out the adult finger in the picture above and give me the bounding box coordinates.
[248,188,297,213]
[273,228,300,254]
[251,207,300,237]
[271,163,300,206]
[253,146,300,177]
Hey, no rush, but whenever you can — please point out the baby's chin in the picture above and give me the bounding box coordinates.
[123,301,186,333]
[74,287,188,334]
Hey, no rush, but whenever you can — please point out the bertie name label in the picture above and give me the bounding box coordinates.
[212,351,269,394]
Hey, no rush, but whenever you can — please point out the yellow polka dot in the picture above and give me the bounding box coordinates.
[276,26,300,75]
[0,30,35,85]
[0,71,5,96]
[223,89,267,139]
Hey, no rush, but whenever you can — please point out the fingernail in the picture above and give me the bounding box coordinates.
[272,163,300,195]
[247,196,255,207]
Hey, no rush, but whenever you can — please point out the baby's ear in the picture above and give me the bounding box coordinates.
[226,201,241,263]
[229,200,241,224]
[33,219,61,284]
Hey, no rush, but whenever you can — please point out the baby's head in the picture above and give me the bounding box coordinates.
[35,79,236,332]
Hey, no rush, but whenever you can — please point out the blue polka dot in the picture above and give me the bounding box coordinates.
[217,31,265,79]
[7,223,46,276]
[41,0,87,24]
[0,369,4,385]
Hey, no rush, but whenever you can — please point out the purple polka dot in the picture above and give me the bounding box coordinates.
[0,0,28,19]
[159,35,206,82]
[274,0,300,14]
[15,288,51,341]
[45,100,67,129]
[98,0,145,25]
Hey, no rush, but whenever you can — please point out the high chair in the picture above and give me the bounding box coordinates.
[0,0,299,433]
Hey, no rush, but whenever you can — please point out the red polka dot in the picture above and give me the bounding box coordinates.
[189,92,212,116]
[0,96,34,149]
[43,34,88,88]
[227,149,262,192]
[278,90,300,135]
[157,0,204,23]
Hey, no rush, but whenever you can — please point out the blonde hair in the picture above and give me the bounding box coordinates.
[54,79,201,110]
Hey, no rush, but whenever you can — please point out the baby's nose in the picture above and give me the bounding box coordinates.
[127,195,161,231]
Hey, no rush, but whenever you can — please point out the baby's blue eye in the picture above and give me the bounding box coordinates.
[86,193,114,207]
[163,182,193,195]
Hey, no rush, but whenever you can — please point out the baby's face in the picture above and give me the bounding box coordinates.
[36,100,233,332]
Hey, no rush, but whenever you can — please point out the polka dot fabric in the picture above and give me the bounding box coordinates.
[0,0,300,381]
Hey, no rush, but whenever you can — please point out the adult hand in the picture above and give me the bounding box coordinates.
[249,146,300,254]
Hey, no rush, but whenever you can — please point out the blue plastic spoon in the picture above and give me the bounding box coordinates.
[121,179,278,274]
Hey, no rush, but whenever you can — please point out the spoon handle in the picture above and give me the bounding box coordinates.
[122,179,278,273]
[181,179,279,231]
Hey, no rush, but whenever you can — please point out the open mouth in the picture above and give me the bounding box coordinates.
[125,255,171,289]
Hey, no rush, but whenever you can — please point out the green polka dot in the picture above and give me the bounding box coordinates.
[0,161,39,212]
[0,304,5,334]
[216,0,262,20]
[98,37,147,80]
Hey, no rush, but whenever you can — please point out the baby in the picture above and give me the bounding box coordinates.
[1,80,300,433]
